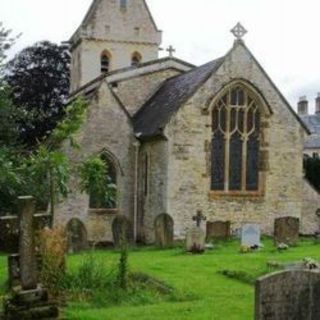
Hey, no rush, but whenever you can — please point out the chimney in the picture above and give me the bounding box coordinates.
[315,93,320,114]
[297,96,308,115]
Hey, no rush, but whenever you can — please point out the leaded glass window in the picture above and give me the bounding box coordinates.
[101,51,111,73]
[211,86,261,192]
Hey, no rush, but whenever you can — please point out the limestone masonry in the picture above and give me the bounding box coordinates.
[55,0,320,244]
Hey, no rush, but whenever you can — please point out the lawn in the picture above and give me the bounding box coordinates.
[1,239,320,319]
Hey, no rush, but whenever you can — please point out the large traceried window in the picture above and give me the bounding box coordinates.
[211,85,261,192]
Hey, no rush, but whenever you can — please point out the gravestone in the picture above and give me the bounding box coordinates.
[112,215,133,247]
[206,221,231,240]
[154,213,174,248]
[3,196,59,319]
[66,218,88,253]
[255,270,320,320]
[241,224,261,248]
[186,227,206,253]
[274,217,300,245]
[186,210,206,253]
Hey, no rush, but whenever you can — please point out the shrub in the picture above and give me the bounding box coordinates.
[38,226,67,298]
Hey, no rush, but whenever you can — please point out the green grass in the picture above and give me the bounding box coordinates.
[1,239,320,319]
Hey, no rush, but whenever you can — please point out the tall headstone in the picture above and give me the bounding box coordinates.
[3,196,59,319]
[241,224,261,248]
[206,221,231,240]
[66,218,88,253]
[274,217,300,245]
[18,196,37,290]
[154,213,174,248]
[112,215,133,247]
[255,270,320,320]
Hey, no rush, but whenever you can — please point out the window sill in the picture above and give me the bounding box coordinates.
[88,209,118,215]
[209,191,264,201]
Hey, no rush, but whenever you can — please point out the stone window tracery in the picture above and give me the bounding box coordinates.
[211,85,261,192]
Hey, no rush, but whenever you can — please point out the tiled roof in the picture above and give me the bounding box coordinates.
[300,114,320,149]
[133,57,225,138]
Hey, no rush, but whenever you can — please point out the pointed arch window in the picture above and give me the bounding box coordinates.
[89,153,117,209]
[211,85,261,192]
[101,50,111,73]
[131,52,142,67]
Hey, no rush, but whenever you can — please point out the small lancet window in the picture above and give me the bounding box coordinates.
[131,52,142,67]
[101,51,111,73]
[120,0,127,9]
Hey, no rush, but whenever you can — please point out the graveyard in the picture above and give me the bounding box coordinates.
[0,224,320,319]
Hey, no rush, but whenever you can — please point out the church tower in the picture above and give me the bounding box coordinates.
[69,0,162,92]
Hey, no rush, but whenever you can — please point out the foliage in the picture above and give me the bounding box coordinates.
[0,22,19,72]
[79,155,117,209]
[23,146,69,214]
[5,41,70,145]
[0,147,23,214]
[117,239,129,290]
[46,97,88,150]
[304,155,320,191]
[38,226,67,298]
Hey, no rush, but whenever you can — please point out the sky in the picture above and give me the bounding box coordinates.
[1,0,320,111]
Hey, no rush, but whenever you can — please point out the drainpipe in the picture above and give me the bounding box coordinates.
[133,140,140,242]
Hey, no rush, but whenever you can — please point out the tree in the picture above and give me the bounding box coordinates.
[304,155,320,191]
[0,22,18,73]
[5,41,70,146]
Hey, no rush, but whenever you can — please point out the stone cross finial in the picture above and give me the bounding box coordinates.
[18,196,38,290]
[192,210,207,228]
[166,45,176,57]
[231,22,248,40]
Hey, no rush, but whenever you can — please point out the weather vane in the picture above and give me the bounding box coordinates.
[231,22,247,40]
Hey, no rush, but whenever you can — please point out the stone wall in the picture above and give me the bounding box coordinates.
[301,180,320,235]
[161,42,306,239]
[138,140,169,243]
[116,68,182,116]
[55,83,137,243]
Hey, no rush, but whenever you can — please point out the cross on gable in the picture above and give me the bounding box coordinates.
[166,45,176,57]
[192,210,207,228]
[231,22,248,40]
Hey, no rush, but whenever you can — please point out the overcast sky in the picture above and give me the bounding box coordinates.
[2,0,320,111]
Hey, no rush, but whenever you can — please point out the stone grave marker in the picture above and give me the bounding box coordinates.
[206,221,231,240]
[3,196,59,319]
[255,270,320,320]
[274,217,300,245]
[66,218,88,253]
[186,210,206,253]
[112,215,133,247]
[241,224,261,248]
[154,213,174,248]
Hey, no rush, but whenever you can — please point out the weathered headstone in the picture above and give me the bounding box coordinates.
[186,210,207,253]
[18,196,38,290]
[154,213,174,248]
[66,218,88,253]
[112,215,133,247]
[206,221,231,240]
[241,224,261,248]
[274,217,300,245]
[186,227,206,253]
[3,196,59,319]
[255,270,320,320]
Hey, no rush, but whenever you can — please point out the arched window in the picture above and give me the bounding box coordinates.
[131,52,142,67]
[211,85,261,192]
[101,50,111,73]
[89,153,117,209]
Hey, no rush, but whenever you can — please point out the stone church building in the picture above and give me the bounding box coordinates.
[56,0,320,244]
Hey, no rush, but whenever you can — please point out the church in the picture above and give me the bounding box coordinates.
[56,0,320,244]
